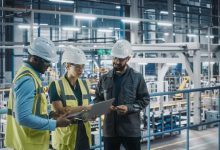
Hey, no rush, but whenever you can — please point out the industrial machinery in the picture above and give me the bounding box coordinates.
[173,76,191,100]
[205,110,219,127]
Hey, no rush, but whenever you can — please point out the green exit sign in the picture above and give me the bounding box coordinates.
[97,49,111,56]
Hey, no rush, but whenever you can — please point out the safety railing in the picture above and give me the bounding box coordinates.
[146,86,220,150]
[0,87,220,150]
[0,89,9,115]
[0,88,10,148]
[91,86,220,150]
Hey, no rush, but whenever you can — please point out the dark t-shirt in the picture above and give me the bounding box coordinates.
[113,69,127,106]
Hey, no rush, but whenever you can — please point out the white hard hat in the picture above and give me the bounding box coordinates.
[112,40,132,58]
[28,37,57,62]
[62,46,87,65]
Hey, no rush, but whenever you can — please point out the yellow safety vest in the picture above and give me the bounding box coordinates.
[5,65,50,150]
[52,77,91,150]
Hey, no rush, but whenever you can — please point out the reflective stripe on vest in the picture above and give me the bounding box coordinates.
[7,108,15,117]
[55,77,90,107]
[7,69,47,118]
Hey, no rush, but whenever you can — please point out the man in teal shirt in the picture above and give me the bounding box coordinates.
[5,37,71,150]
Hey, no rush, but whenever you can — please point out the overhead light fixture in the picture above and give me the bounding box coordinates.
[187,34,197,37]
[18,25,30,29]
[145,9,155,12]
[203,61,215,66]
[158,38,165,41]
[18,25,38,29]
[116,5,121,9]
[157,22,172,26]
[121,19,139,24]
[81,26,87,28]
[114,27,120,30]
[206,35,214,38]
[138,63,148,65]
[62,27,80,31]
[144,9,155,14]
[75,14,97,20]
[34,23,48,26]
[39,23,48,26]
[167,63,176,66]
[58,45,66,48]
[164,33,176,36]
[160,11,168,15]
[49,0,74,4]
[98,28,113,33]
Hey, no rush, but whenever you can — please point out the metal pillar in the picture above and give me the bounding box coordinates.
[130,0,140,44]
[157,64,170,110]
[37,0,41,37]
[177,53,193,79]
[147,104,150,150]
[30,1,34,43]
[212,0,219,44]
[218,88,220,150]
[167,0,174,43]
[58,7,61,42]
[0,0,5,84]
[193,50,201,125]
[186,0,190,42]
[124,1,130,41]
[186,93,190,150]
[207,27,213,109]
[219,0,220,44]
[98,117,102,150]
[0,1,3,147]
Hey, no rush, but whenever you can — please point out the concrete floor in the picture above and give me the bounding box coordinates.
[140,127,218,150]
[1,127,218,150]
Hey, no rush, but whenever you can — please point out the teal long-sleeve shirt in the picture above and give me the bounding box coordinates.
[14,63,56,131]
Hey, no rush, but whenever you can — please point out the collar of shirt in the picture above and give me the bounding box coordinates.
[64,74,78,90]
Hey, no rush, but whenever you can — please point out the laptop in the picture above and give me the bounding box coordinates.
[67,98,115,120]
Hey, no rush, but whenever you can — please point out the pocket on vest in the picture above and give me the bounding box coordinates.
[27,129,49,144]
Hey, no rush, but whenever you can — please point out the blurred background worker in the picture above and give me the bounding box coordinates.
[94,40,150,150]
[48,46,92,150]
[5,37,71,150]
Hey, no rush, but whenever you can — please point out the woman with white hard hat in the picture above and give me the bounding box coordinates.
[48,46,92,150]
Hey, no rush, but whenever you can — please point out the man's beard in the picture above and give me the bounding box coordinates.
[32,63,47,74]
[113,64,127,73]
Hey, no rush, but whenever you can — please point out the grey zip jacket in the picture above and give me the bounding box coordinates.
[94,66,150,137]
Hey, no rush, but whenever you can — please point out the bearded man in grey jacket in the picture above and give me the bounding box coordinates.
[94,40,150,150]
